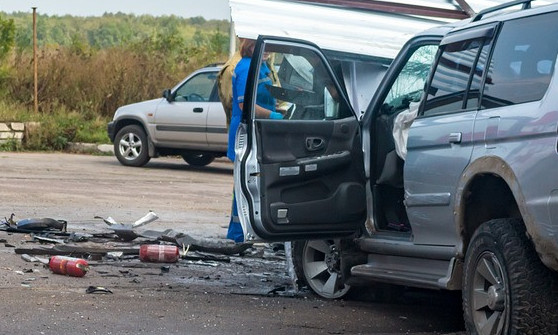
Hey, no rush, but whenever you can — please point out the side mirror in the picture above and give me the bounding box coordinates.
[162,89,173,102]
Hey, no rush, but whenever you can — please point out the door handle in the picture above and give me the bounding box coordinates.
[193,107,204,113]
[448,132,462,144]
[306,137,325,151]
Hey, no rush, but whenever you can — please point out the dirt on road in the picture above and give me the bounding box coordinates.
[0,152,465,335]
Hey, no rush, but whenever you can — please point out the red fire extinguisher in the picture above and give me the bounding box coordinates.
[49,256,89,277]
[139,244,179,263]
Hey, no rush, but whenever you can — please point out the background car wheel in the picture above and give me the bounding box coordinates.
[292,240,351,299]
[114,125,150,167]
[181,153,215,167]
[462,218,558,335]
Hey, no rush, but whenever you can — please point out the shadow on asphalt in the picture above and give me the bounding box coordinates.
[102,158,234,175]
[347,284,465,332]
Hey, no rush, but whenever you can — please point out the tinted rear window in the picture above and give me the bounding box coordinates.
[482,11,558,108]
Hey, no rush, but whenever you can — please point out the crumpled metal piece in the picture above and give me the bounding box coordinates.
[94,212,159,241]
[86,286,113,294]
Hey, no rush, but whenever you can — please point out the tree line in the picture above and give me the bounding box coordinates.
[0,12,230,117]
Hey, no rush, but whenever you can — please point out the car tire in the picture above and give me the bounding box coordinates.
[114,125,150,167]
[462,218,558,335]
[181,153,215,167]
[292,240,351,299]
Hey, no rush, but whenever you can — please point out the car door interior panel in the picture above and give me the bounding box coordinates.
[254,117,366,233]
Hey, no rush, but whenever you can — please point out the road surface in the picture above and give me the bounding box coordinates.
[0,152,466,334]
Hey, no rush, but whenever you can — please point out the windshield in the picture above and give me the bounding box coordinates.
[381,45,438,115]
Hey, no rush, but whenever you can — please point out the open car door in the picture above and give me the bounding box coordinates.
[234,36,366,242]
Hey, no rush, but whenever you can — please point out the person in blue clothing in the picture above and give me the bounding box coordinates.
[226,39,283,243]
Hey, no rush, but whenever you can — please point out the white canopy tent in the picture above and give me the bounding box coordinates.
[227,0,541,112]
[228,0,520,59]
[229,0,451,60]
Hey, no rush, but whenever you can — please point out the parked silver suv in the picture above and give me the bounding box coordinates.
[234,1,558,334]
[107,65,227,167]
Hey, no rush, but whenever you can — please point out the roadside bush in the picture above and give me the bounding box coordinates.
[0,13,229,150]
[8,42,225,118]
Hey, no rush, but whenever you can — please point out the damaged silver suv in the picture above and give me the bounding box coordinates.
[234,1,558,334]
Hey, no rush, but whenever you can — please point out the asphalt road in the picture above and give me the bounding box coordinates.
[0,152,466,335]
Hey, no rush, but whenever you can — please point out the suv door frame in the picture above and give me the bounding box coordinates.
[234,36,367,242]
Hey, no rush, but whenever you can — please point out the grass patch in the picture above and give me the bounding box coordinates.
[0,100,111,151]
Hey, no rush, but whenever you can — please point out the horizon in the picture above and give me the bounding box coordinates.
[0,0,231,20]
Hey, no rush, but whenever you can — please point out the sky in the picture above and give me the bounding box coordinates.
[0,0,231,20]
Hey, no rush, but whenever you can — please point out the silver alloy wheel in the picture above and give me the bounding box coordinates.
[301,240,351,299]
[471,251,508,334]
[119,132,143,161]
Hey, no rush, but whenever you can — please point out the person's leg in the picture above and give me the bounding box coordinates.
[226,191,244,242]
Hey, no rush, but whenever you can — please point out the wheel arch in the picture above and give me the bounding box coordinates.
[113,117,155,157]
[454,155,552,269]
[113,117,146,138]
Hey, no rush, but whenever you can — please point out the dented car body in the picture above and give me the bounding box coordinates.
[234,1,558,334]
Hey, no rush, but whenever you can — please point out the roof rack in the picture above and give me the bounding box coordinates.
[472,0,532,22]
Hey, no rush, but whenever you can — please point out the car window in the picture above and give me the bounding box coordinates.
[481,11,558,108]
[380,44,438,115]
[258,42,353,120]
[174,71,218,102]
[423,36,491,116]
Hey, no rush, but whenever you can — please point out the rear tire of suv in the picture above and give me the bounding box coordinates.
[292,240,351,299]
[181,153,215,167]
[114,125,151,167]
[462,218,558,335]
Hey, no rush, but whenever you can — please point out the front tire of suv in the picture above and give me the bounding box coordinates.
[114,125,150,167]
[181,153,215,167]
[462,218,558,335]
[292,240,351,299]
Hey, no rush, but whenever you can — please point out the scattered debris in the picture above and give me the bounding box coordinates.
[95,212,159,241]
[86,286,113,294]
[3,212,295,297]
[21,254,40,263]
[284,241,299,293]
[106,251,124,260]
[32,235,65,244]
[2,214,67,232]
[17,217,67,232]
[93,216,118,226]
[148,229,252,255]
[182,251,230,263]
[14,242,140,257]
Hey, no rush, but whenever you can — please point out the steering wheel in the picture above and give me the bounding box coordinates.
[187,93,205,102]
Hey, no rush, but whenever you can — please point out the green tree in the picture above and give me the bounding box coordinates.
[0,15,15,60]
